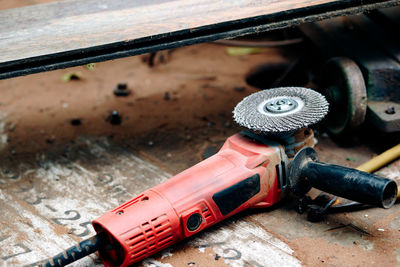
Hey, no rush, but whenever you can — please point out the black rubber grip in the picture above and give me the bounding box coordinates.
[303,161,397,208]
[213,174,260,216]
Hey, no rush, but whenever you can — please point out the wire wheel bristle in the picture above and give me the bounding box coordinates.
[233,87,329,133]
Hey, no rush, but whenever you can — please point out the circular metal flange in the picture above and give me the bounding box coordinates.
[320,57,367,135]
[233,87,329,134]
[264,97,299,114]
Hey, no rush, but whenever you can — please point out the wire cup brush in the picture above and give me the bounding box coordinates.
[233,87,329,135]
[233,87,329,157]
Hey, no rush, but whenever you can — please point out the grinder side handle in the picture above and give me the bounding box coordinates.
[289,147,398,209]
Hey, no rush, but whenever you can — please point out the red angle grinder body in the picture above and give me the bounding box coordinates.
[93,133,287,267]
[36,87,397,267]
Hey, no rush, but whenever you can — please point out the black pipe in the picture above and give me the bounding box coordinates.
[289,147,397,209]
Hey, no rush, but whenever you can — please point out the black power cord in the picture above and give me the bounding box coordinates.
[25,233,105,267]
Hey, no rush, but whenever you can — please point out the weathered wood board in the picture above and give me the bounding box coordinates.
[1,0,400,79]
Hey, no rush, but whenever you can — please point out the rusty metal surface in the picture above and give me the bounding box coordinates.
[300,13,400,102]
[300,13,400,89]
[300,10,400,133]
[368,101,400,132]
[320,57,367,135]
[1,0,400,79]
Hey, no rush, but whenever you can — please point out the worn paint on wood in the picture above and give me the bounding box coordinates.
[0,137,170,265]
[190,219,301,267]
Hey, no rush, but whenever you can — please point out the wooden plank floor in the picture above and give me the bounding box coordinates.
[1,0,400,79]
[0,39,400,266]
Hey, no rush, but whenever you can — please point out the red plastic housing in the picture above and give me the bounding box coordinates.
[92,133,286,267]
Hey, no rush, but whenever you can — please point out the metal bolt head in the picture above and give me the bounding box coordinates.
[114,83,131,96]
[385,106,396,115]
[109,110,122,125]
[163,92,171,100]
[117,83,127,90]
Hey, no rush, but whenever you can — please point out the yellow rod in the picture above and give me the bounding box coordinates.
[356,143,400,198]
[356,144,400,173]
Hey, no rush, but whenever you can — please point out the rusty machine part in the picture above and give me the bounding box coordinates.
[320,57,367,135]
[299,6,400,135]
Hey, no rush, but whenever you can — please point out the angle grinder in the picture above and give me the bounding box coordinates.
[33,87,397,267]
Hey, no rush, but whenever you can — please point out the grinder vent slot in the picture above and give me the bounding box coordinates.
[200,202,216,223]
[201,206,214,223]
[125,214,174,262]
